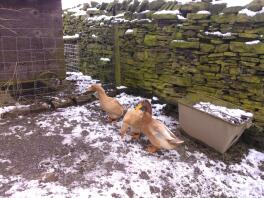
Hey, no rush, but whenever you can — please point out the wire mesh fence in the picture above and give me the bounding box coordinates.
[64,42,80,72]
[0,2,66,105]
[0,35,66,105]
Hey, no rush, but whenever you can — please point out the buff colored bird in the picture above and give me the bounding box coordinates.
[120,103,144,140]
[87,84,124,121]
[121,100,184,153]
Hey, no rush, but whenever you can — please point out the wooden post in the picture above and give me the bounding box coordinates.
[114,24,121,86]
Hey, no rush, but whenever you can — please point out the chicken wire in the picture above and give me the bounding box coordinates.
[0,1,65,104]
[64,42,80,72]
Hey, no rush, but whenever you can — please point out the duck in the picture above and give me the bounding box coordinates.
[87,84,124,121]
[138,100,184,153]
[120,103,144,140]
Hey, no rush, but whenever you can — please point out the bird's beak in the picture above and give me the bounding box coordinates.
[135,103,143,111]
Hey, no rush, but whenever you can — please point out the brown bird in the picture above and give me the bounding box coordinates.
[124,100,184,153]
[120,103,144,140]
[87,84,124,121]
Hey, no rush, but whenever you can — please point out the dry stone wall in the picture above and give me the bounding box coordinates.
[79,21,115,82]
[63,0,264,145]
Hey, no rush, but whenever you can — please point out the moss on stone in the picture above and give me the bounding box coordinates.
[215,44,229,53]
[200,55,209,63]
[173,32,183,39]
[211,39,224,44]
[200,43,215,52]
[224,52,237,56]
[208,53,224,57]
[230,42,264,54]
[152,12,178,20]
[244,27,264,34]
[229,67,240,75]
[144,34,157,46]
[253,13,264,23]
[198,65,220,73]
[171,76,192,86]
[181,25,204,31]
[240,61,257,67]
[240,53,258,57]
[238,33,258,39]
[253,43,264,54]
[239,76,261,83]
[211,14,236,24]
[236,14,254,23]
[170,40,200,49]
[230,42,251,53]
[222,6,243,14]
[241,57,260,63]
[187,13,210,20]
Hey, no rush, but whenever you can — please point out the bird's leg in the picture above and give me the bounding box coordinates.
[120,123,129,139]
[131,131,141,140]
[145,145,158,153]
[106,115,114,123]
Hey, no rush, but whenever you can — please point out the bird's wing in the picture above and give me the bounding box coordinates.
[111,98,124,109]
[123,109,143,126]
[105,98,124,115]
[152,119,183,143]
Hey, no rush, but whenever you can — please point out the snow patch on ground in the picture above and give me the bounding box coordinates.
[152,96,158,101]
[66,72,92,82]
[2,137,263,198]
[0,105,29,120]
[0,158,11,164]
[1,72,263,197]
[66,72,98,93]
[0,106,16,116]
[6,177,69,198]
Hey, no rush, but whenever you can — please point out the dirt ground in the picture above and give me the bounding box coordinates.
[0,73,263,198]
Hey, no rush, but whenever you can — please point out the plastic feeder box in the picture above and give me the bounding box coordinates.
[178,95,252,153]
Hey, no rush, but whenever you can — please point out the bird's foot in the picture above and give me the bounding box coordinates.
[131,132,140,140]
[106,116,114,123]
[145,146,158,153]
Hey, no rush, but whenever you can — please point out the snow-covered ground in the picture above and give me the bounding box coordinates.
[0,72,263,198]
[66,71,99,93]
